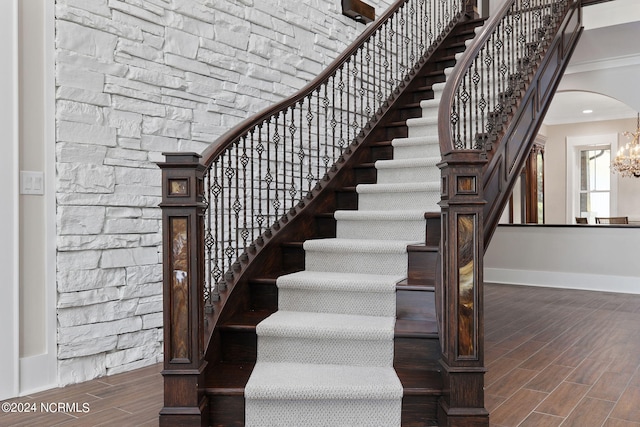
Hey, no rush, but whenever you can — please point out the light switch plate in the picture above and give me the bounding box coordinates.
[20,171,44,195]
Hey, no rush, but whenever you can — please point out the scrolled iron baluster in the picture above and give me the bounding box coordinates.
[211,158,223,295]
[195,0,478,313]
[315,88,322,186]
[225,147,236,281]
[256,125,265,235]
[307,93,316,195]
[204,170,214,308]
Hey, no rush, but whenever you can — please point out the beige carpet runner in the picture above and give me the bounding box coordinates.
[244,39,477,426]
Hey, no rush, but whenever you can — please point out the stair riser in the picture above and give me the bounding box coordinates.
[395,105,423,122]
[419,104,439,119]
[314,215,337,239]
[245,399,402,427]
[370,144,394,162]
[250,282,278,311]
[407,122,438,139]
[401,396,440,427]
[397,289,437,321]
[282,245,305,274]
[376,166,440,184]
[336,190,358,210]
[336,219,425,241]
[278,288,396,317]
[209,395,244,427]
[354,166,377,184]
[384,125,408,139]
[392,143,441,160]
[257,336,394,366]
[357,191,440,212]
[305,251,408,276]
[395,337,441,369]
[407,250,439,285]
[220,331,257,363]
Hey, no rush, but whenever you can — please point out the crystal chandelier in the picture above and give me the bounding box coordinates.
[612,113,640,178]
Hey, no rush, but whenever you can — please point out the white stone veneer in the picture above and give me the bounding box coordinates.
[54,0,393,385]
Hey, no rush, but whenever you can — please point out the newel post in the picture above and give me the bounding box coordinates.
[437,151,489,427]
[158,153,208,427]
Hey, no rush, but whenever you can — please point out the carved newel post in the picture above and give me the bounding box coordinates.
[437,151,489,427]
[158,153,209,427]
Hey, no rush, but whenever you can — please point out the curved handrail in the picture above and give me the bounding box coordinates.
[202,0,407,165]
[439,0,572,156]
[438,0,516,155]
[199,0,473,305]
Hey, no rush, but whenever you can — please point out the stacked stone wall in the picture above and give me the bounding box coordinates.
[55,0,393,385]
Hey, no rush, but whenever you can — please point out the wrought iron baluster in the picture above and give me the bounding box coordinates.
[225,148,235,278]
[256,125,265,235]
[218,156,227,290]
[316,88,321,185]
[204,171,213,307]
[240,136,249,251]
[288,105,297,208]
[307,94,315,195]
[194,0,480,314]
[249,130,255,243]
[338,66,345,154]
[265,120,272,230]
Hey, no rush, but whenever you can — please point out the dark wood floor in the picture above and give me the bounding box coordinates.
[0,363,162,426]
[485,283,640,427]
[1,283,639,426]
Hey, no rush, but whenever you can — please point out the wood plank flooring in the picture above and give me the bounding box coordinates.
[486,283,640,427]
[1,283,638,426]
[0,363,162,427]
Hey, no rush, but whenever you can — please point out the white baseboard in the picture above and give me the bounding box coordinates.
[484,268,640,295]
[19,353,58,396]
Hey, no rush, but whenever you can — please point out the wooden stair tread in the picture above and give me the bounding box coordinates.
[280,241,304,249]
[353,162,376,169]
[220,310,272,330]
[385,120,408,127]
[315,212,335,218]
[369,139,394,147]
[396,281,435,292]
[250,277,277,286]
[407,244,438,252]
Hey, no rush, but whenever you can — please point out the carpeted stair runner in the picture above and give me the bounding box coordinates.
[244,33,477,425]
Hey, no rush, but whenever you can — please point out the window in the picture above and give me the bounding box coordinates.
[578,147,610,222]
[566,134,618,225]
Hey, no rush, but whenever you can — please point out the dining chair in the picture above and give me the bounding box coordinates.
[595,216,628,224]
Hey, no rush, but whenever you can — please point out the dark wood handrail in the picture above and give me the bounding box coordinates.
[200,0,412,167]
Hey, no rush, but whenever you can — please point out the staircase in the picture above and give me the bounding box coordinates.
[207,19,484,426]
[157,0,583,426]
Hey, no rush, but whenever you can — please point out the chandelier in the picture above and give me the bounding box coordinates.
[612,113,640,178]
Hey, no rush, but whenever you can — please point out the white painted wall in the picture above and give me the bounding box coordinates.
[485,225,640,294]
[541,118,640,224]
[0,0,19,401]
[17,0,58,395]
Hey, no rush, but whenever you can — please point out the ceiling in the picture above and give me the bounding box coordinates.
[542,0,640,125]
